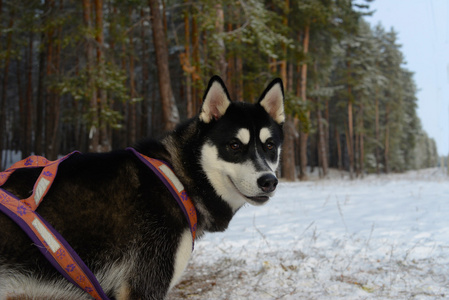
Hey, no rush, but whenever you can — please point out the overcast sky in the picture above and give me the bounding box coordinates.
[363,0,449,156]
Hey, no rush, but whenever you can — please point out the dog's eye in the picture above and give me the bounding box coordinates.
[230,142,241,151]
[266,142,275,150]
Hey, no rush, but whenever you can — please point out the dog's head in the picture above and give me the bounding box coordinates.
[199,76,285,211]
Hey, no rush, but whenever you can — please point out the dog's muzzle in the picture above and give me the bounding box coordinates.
[257,174,278,193]
[245,174,278,204]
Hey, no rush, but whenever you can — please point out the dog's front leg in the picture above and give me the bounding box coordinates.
[114,283,132,300]
[118,251,175,300]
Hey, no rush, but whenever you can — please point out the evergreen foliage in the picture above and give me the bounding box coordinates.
[0,0,439,175]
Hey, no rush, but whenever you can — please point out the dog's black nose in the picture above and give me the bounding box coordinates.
[257,174,278,193]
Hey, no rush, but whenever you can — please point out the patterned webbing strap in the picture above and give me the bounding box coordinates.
[127,148,197,248]
[0,152,111,300]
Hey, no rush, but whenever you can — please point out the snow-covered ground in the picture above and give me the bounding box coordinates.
[169,168,449,299]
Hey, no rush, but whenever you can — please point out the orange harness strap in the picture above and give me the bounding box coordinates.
[127,148,197,246]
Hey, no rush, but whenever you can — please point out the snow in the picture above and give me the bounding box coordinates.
[169,168,449,299]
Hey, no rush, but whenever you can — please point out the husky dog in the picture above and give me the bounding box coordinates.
[0,76,284,300]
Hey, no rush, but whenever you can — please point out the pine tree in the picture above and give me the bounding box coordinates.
[149,0,180,132]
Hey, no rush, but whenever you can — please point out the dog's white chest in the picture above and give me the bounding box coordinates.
[169,229,193,289]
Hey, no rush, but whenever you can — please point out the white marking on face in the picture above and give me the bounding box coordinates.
[275,148,281,169]
[169,230,192,290]
[201,143,277,211]
[259,127,281,172]
[259,127,272,144]
[236,128,250,145]
[254,146,271,172]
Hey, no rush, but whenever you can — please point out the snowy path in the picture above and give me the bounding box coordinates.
[169,169,449,299]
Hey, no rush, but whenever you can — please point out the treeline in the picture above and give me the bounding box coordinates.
[0,0,438,178]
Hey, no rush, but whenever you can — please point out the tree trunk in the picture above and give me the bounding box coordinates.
[359,103,364,177]
[298,24,310,180]
[335,127,342,170]
[45,0,55,159]
[49,5,63,159]
[35,29,47,156]
[191,11,200,112]
[355,111,359,176]
[24,31,34,158]
[95,0,110,151]
[214,2,227,81]
[226,21,234,99]
[287,63,293,94]
[347,99,354,179]
[162,0,168,36]
[316,102,328,177]
[325,101,330,169]
[375,89,380,174]
[282,115,296,181]
[235,56,243,101]
[280,0,289,89]
[346,55,354,179]
[314,61,328,178]
[141,8,150,136]
[182,4,193,117]
[149,0,179,132]
[17,60,25,158]
[384,103,390,173]
[0,2,13,168]
[129,33,137,145]
[83,0,99,152]
[279,0,297,180]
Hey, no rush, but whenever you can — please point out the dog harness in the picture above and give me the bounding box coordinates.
[0,149,197,300]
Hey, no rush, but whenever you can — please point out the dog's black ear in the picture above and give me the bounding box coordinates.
[199,76,232,123]
[258,78,285,124]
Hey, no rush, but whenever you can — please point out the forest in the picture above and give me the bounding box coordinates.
[0,0,439,179]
